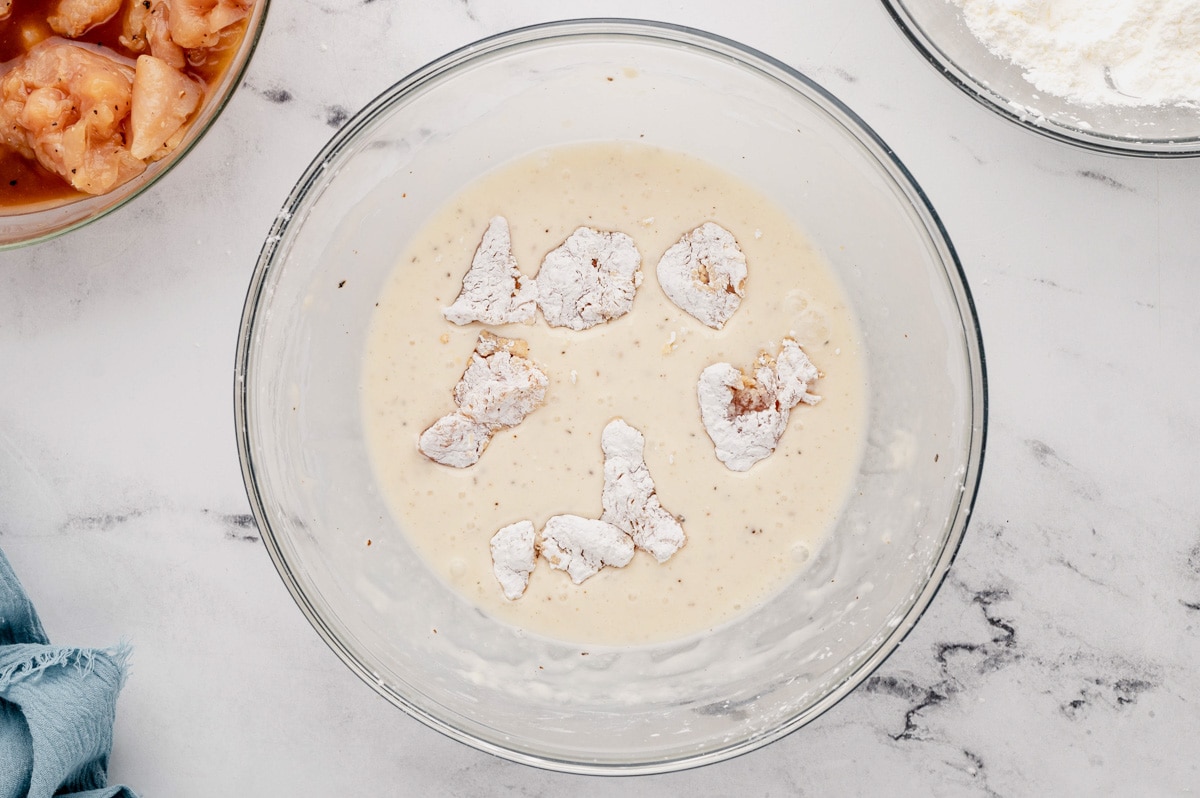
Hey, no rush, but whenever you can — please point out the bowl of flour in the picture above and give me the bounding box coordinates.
[883,0,1200,155]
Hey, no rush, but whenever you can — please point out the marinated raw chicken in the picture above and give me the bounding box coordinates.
[656,222,747,329]
[122,0,249,59]
[600,419,685,562]
[489,520,536,600]
[164,0,249,48]
[443,216,537,326]
[0,41,145,195]
[418,331,548,468]
[535,226,642,330]
[121,0,184,69]
[539,514,634,585]
[129,54,201,160]
[1,0,254,206]
[48,0,123,37]
[697,338,821,471]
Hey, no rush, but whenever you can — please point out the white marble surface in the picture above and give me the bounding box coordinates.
[2,0,1199,794]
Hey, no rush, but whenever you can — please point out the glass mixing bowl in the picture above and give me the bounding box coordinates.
[882,0,1200,156]
[235,19,987,773]
[0,1,271,249]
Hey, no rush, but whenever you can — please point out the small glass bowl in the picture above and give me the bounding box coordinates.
[236,19,987,773]
[0,1,271,249]
[882,0,1200,156]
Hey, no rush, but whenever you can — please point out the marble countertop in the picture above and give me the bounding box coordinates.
[3,0,1198,794]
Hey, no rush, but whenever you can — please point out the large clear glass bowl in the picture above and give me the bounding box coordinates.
[882,0,1200,156]
[0,1,271,250]
[235,19,987,773]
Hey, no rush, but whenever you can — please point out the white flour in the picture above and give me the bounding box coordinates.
[953,0,1200,106]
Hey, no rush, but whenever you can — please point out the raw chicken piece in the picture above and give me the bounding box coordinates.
[490,520,536,600]
[539,515,634,585]
[600,419,685,562]
[121,0,185,69]
[443,216,537,326]
[166,0,250,48]
[0,41,145,195]
[48,0,123,37]
[129,54,202,160]
[656,222,747,329]
[122,0,248,63]
[418,332,548,468]
[697,338,821,472]
[535,226,642,330]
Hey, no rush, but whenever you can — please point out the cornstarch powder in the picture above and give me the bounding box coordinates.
[953,0,1200,106]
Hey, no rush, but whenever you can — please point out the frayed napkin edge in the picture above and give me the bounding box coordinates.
[0,642,131,691]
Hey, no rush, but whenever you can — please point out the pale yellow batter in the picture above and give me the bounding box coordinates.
[361,143,867,646]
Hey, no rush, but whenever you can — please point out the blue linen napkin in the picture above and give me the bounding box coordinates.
[0,547,136,798]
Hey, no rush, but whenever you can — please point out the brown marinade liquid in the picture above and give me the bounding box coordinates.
[0,1,247,209]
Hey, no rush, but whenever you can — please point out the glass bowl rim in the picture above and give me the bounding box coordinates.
[0,0,273,251]
[880,0,1200,158]
[234,17,989,774]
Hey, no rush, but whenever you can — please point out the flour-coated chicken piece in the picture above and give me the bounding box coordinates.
[656,222,747,329]
[452,331,548,429]
[539,514,634,585]
[697,338,821,471]
[490,520,537,600]
[418,332,548,468]
[535,226,642,330]
[600,419,685,563]
[443,216,537,326]
[417,412,493,469]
